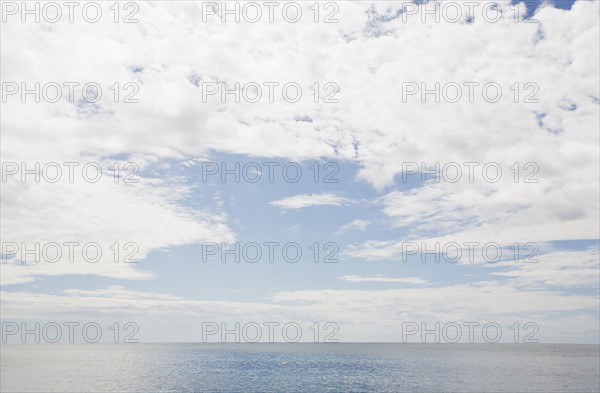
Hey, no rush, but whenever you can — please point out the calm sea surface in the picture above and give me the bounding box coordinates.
[1,344,599,392]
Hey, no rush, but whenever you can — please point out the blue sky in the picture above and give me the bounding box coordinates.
[10,152,597,301]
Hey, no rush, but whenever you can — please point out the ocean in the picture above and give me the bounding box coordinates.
[1,344,599,392]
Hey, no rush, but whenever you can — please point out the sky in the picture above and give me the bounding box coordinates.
[1,0,599,343]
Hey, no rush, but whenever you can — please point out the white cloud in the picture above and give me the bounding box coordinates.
[269,192,350,209]
[3,1,598,251]
[339,275,427,284]
[488,247,600,289]
[1,281,597,342]
[1,0,598,341]
[336,219,370,234]
[0,170,234,285]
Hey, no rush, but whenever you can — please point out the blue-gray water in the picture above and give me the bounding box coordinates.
[1,344,599,392]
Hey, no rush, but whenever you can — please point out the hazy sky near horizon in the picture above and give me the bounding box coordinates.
[1,0,599,343]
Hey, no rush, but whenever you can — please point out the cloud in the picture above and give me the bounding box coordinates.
[336,219,370,234]
[269,193,350,209]
[339,275,427,284]
[0,169,234,285]
[1,0,598,342]
[1,281,597,342]
[3,1,598,251]
[488,247,600,289]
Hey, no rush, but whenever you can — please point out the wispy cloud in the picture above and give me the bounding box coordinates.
[336,219,370,234]
[339,275,427,284]
[269,193,350,209]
